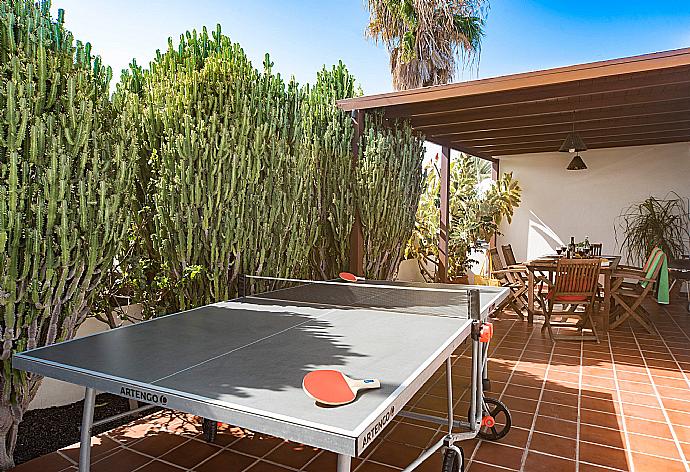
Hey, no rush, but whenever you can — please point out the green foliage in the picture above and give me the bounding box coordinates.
[0,0,135,466]
[104,25,425,315]
[300,63,357,279]
[365,0,487,89]
[615,193,690,265]
[115,28,316,311]
[406,154,521,281]
[359,114,425,279]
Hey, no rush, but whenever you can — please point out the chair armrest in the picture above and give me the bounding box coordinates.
[491,268,523,276]
[507,264,527,271]
[533,275,552,287]
[613,267,646,277]
[616,264,642,271]
[612,270,656,284]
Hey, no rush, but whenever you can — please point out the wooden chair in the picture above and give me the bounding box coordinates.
[501,244,519,266]
[537,258,602,343]
[617,247,661,273]
[487,247,527,320]
[590,243,602,256]
[609,248,665,334]
[501,243,544,311]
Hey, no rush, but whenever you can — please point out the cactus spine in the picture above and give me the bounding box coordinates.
[0,1,135,468]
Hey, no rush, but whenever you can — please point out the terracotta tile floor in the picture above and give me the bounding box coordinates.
[12,293,690,472]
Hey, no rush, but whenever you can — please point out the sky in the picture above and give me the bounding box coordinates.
[50,0,690,94]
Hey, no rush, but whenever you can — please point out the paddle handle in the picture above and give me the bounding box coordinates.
[348,378,380,392]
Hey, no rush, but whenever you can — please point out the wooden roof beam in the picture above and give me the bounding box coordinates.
[410,92,690,130]
[478,134,690,156]
[384,68,690,119]
[430,114,690,141]
[337,48,690,112]
[425,137,497,163]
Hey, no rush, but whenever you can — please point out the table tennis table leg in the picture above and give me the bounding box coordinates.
[469,288,483,433]
[469,332,479,431]
[79,387,96,472]
[336,454,351,471]
[445,357,453,433]
[481,342,490,391]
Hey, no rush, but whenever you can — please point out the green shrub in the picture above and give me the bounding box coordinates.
[406,154,521,281]
[107,26,425,315]
[0,1,135,467]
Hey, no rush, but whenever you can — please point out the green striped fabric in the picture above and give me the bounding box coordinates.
[639,248,669,304]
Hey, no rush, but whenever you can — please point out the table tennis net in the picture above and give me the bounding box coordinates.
[240,275,478,319]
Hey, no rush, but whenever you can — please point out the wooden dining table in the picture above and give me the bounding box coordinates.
[524,255,621,332]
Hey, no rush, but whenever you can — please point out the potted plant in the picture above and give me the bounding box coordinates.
[615,193,690,265]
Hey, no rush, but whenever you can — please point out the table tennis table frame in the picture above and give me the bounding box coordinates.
[395,289,493,472]
[16,285,503,472]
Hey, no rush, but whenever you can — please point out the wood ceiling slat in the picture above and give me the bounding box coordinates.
[452,125,690,148]
[384,68,690,119]
[432,116,690,142]
[459,127,690,150]
[479,134,690,156]
[419,99,690,136]
[411,89,690,130]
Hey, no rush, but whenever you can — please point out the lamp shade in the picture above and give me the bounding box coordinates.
[559,131,588,153]
[567,154,587,170]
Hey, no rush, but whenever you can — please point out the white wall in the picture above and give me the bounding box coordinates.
[397,259,427,282]
[497,142,690,264]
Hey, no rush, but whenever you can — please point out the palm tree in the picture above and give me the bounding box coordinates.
[366,0,487,90]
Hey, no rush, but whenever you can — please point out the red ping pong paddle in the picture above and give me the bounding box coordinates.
[303,370,380,406]
[339,272,365,282]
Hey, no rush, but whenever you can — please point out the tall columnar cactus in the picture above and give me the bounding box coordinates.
[119,27,321,310]
[0,1,135,468]
[115,25,426,314]
[298,63,356,278]
[358,115,425,279]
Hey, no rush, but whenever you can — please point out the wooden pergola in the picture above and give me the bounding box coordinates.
[338,47,690,281]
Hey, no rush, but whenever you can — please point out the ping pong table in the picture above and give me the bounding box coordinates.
[13,276,511,472]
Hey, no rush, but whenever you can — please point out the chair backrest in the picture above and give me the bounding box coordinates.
[590,243,602,256]
[501,244,518,266]
[640,249,666,289]
[488,247,505,270]
[488,247,509,283]
[553,258,602,299]
[642,247,662,273]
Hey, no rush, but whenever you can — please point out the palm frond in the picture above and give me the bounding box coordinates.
[366,0,489,90]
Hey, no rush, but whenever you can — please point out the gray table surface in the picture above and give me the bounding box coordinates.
[13,281,508,455]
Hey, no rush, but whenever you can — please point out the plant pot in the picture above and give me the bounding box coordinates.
[450,275,470,285]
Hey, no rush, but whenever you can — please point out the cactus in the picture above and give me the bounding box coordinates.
[358,114,425,279]
[117,27,319,310]
[0,0,135,468]
[298,62,356,278]
[115,26,426,313]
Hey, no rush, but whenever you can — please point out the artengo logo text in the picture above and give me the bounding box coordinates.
[120,386,168,406]
[360,406,395,450]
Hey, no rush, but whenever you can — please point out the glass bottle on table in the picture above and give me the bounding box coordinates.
[567,236,576,258]
[584,236,591,256]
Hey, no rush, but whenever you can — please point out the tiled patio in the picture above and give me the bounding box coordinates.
[12,293,690,472]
